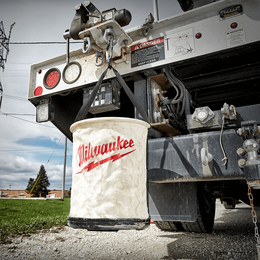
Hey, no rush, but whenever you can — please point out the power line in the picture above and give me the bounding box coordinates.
[6,61,37,64]
[0,93,28,101]
[1,113,56,128]
[0,112,35,116]
[0,149,62,153]
[0,74,28,77]
[45,138,62,167]
[0,69,29,71]
[9,41,82,45]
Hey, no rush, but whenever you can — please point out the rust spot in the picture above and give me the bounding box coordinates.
[151,122,182,137]
[95,20,107,29]
[112,48,126,62]
[149,74,172,91]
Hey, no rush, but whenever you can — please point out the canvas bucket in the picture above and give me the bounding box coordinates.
[68,117,150,230]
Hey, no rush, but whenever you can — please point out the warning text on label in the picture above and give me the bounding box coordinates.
[131,37,165,68]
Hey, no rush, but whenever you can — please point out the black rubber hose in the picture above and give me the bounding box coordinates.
[74,67,109,122]
[163,68,184,105]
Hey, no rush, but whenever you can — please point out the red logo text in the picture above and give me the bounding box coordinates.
[76,136,135,174]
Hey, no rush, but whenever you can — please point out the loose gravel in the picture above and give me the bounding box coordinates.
[0,201,259,259]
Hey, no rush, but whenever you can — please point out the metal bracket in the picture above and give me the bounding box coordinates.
[237,120,260,139]
[201,148,213,166]
[221,103,237,120]
[237,120,260,189]
[191,106,215,124]
[141,13,154,36]
[79,20,133,58]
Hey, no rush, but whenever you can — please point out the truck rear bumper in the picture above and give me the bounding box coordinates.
[147,129,244,183]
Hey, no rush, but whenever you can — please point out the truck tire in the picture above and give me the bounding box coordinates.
[181,183,215,233]
[154,221,184,232]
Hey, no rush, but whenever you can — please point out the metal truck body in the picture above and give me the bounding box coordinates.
[29,0,260,232]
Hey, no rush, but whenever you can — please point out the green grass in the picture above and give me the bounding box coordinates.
[0,198,70,243]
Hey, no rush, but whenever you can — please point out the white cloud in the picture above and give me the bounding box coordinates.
[0,154,72,190]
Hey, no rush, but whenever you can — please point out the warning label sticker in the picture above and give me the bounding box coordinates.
[226,28,246,47]
[131,37,165,68]
[165,28,195,58]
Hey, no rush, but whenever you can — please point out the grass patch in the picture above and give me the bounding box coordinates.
[0,198,70,243]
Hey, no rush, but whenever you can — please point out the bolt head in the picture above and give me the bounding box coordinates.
[236,148,245,156]
[238,159,246,168]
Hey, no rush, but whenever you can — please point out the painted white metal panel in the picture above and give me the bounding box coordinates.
[28,0,260,100]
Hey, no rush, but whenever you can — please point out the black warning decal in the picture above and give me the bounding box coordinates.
[131,37,165,68]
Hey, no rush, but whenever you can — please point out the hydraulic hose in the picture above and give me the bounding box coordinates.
[162,68,187,117]
[169,70,186,117]
[163,68,184,105]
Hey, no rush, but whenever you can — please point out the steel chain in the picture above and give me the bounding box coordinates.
[104,28,116,66]
[248,183,260,243]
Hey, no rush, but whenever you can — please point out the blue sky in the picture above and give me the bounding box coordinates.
[0,0,183,191]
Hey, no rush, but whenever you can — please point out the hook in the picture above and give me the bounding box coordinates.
[82,37,92,54]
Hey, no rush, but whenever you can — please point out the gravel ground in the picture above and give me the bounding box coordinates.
[1,200,259,260]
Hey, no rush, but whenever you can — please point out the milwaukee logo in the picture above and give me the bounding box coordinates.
[76,136,135,174]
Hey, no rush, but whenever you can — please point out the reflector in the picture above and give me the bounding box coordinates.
[34,86,43,96]
[63,62,82,84]
[36,102,54,122]
[43,68,61,89]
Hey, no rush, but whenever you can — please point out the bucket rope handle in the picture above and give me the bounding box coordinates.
[75,31,149,124]
[112,67,149,124]
[75,67,109,122]
[75,65,149,123]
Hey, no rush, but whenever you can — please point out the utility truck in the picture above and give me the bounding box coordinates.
[29,0,260,233]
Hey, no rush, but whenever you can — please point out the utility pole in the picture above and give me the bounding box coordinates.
[153,0,159,22]
[0,21,15,111]
[61,136,67,201]
[0,81,3,110]
[0,21,15,71]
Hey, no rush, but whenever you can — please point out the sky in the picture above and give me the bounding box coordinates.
[0,0,183,191]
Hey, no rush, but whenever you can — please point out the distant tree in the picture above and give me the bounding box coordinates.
[25,165,50,197]
[25,178,35,195]
[68,187,71,198]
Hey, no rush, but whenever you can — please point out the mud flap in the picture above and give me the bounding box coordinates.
[148,182,197,222]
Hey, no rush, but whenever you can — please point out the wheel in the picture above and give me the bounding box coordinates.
[181,182,216,233]
[223,198,236,209]
[154,221,184,232]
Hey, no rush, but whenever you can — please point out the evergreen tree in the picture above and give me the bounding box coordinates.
[25,178,35,195]
[25,165,50,197]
